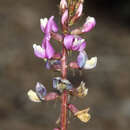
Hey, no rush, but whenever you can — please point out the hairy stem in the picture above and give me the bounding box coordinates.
[61,31,68,130]
[61,44,68,130]
[61,90,67,130]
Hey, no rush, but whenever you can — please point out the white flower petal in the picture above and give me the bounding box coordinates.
[27,90,41,102]
[60,0,67,9]
[84,57,97,70]
[85,16,96,25]
[33,44,45,59]
[40,18,48,29]
[73,38,85,46]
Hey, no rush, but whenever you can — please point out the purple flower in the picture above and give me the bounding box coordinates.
[40,16,58,34]
[82,16,96,33]
[33,44,46,59]
[53,77,73,92]
[33,38,55,59]
[64,35,86,51]
[77,51,97,70]
[27,82,47,102]
[77,51,87,68]
[34,16,57,60]
[42,37,55,59]
[35,82,47,100]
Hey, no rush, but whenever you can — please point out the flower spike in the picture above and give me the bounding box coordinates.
[29,0,97,129]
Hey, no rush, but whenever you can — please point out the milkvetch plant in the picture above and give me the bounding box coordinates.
[27,0,97,130]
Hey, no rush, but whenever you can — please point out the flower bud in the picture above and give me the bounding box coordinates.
[35,82,47,100]
[60,0,67,10]
[61,9,68,25]
[68,104,79,114]
[82,16,96,33]
[44,92,59,101]
[76,3,83,17]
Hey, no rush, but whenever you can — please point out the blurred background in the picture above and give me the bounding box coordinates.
[0,0,130,130]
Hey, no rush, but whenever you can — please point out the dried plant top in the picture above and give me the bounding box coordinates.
[27,0,97,130]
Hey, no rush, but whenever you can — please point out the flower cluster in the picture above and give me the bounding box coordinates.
[28,0,97,129]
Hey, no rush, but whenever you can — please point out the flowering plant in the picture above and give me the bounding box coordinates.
[27,0,97,130]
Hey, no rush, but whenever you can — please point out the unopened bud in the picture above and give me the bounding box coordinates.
[68,104,79,114]
[61,9,68,25]
[60,0,67,10]
[76,3,83,17]
[82,16,96,33]
[44,92,59,101]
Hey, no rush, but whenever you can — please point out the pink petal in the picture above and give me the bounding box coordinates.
[45,40,55,59]
[76,3,83,17]
[33,44,45,59]
[82,16,96,33]
[64,35,74,49]
[61,9,68,25]
[78,41,86,51]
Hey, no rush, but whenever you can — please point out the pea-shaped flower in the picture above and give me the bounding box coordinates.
[53,77,73,92]
[75,108,91,123]
[64,35,86,51]
[77,50,97,69]
[33,16,58,60]
[82,16,96,33]
[40,16,58,34]
[27,82,47,102]
[33,38,55,59]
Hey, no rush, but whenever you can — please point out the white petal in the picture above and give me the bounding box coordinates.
[85,16,96,25]
[73,37,85,46]
[33,44,45,58]
[84,88,88,96]
[27,90,41,102]
[84,57,97,70]
[60,0,67,9]
[40,18,48,28]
